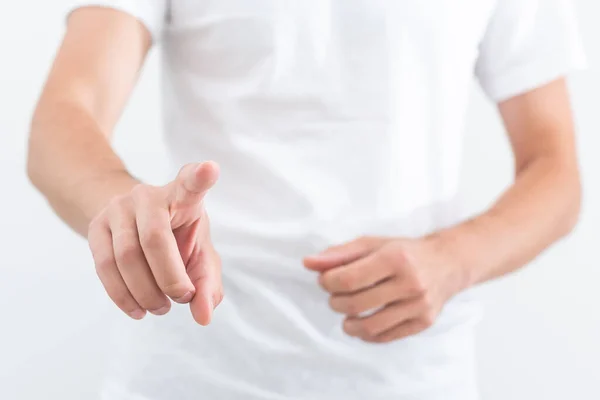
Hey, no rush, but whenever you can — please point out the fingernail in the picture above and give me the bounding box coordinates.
[129,309,146,320]
[174,291,194,303]
[149,305,170,316]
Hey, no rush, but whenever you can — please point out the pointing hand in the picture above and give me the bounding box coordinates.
[87,162,222,325]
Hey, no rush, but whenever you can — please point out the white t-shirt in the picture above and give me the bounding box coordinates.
[70,1,585,399]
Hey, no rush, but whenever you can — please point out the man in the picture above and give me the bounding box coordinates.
[27,0,585,399]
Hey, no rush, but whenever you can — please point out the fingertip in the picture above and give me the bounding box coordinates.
[181,162,219,196]
[149,303,171,316]
[128,309,147,320]
[176,162,220,198]
[203,160,220,173]
[193,309,212,326]
[196,161,220,183]
[190,295,214,326]
[303,254,340,271]
[302,256,322,270]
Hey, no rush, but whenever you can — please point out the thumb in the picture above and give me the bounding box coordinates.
[303,236,387,272]
[170,161,220,208]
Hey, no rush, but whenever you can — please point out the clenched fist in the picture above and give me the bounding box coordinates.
[87,162,222,325]
[304,236,467,343]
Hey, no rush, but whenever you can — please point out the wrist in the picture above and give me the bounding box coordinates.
[423,227,477,294]
[69,169,140,223]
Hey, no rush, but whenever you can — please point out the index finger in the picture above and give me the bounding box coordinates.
[188,246,222,326]
[319,252,395,294]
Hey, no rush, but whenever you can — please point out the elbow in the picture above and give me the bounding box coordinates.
[563,191,582,237]
[26,159,43,194]
[26,147,40,192]
[26,115,46,193]
[26,129,38,189]
[520,153,583,240]
[559,171,582,238]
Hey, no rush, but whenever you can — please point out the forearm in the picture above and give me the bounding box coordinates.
[28,101,139,237]
[430,155,581,290]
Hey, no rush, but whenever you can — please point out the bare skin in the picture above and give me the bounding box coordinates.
[304,79,581,342]
[29,8,580,340]
[27,7,222,325]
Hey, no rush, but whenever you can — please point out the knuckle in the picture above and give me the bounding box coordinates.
[419,292,434,311]
[114,242,140,265]
[338,272,356,290]
[420,311,436,329]
[378,248,403,272]
[87,216,104,237]
[353,236,377,254]
[130,183,150,200]
[139,227,167,247]
[107,194,127,210]
[94,252,116,274]
[385,241,414,268]
[410,278,427,296]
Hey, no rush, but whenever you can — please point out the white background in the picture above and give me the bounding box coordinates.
[0,1,598,399]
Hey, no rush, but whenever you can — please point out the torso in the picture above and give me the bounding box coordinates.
[105,1,497,398]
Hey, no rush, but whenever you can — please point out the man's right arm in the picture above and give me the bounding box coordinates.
[27,7,222,323]
[27,7,151,237]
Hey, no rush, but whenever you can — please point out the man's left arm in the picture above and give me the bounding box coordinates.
[304,78,581,343]
[431,78,580,286]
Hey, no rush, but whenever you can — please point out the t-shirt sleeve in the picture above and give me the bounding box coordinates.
[67,0,168,43]
[475,0,587,102]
